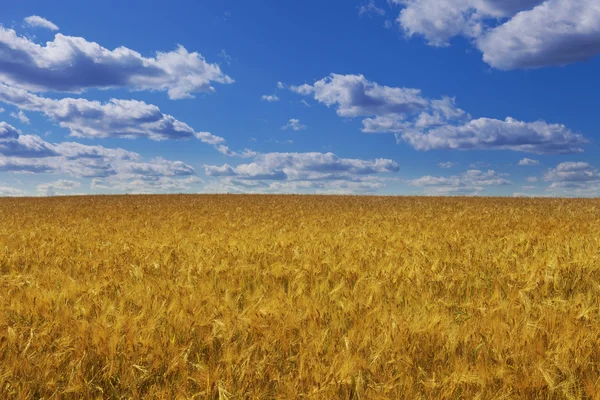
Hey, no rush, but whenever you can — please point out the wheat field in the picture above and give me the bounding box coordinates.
[1,195,599,399]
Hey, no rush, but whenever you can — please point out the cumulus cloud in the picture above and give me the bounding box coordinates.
[400,118,587,154]
[527,176,539,183]
[395,0,482,47]
[36,180,80,196]
[0,83,229,147]
[546,162,599,182]
[282,118,306,131]
[0,121,57,157]
[390,0,600,69]
[24,16,59,31]
[261,95,280,102]
[478,0,600,69]
[290,74,587,154]
[205,151,399,181]
[0,122,200,192]
[290,74,430,118]
[518,158,540,166]
[0,26,232,99]
[545,161,600,196]
[0,185,24,196]
[392,0,545,47]
[409,169,510,195]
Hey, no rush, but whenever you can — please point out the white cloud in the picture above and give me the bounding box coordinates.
[478,0,600,69]
[394,0,482,47]
[527,176,539,183]
[266,138,294,144]
[545,161,600,196]
[0,27,232,99]
[218,49,232,65]
[359,0,386,16]
[391,0,600,69]
[0,185,24,196]
[362,116,412,133]
[0,83,229,147]
[10,110,29,124]
[0,121,57,157]
[261,95,280,102]
[24,16,59,31]
[290,74,429,118]
[392,0,545,47]
[205,152,399,180]
[400,118,586,154]
[203,176,391,195]
[92,175,201,194]
[546,161,599,181]
[469,161,490,169]
[518,158,540,166]
[0,107,5,113]
[282,118,306,131]
[0,122,200,192]
[290,74,587,154]
[409,169,510,195]
[439,162,458,168]
[512,192,535,198]
[36,180,80,196]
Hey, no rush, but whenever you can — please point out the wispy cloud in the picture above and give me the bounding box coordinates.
[282,118,306,131]
[10,110,29,124]
[24,15,59,31]
[359,0,385,16]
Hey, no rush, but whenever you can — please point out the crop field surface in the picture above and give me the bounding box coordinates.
[1,195,600,399]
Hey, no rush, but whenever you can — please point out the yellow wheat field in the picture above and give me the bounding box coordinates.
[1,195,600,399]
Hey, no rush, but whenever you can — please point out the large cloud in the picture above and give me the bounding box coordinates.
[290,74,587,154]
[205,151,399,181]
[392,0,546,46]
[203,151,400,194]
[0,83,229,147]
[0,26,232,99]
[409,169,511,195]
[36,180,80,196]
[291,74,429,117]
[478,0,600,69]
[0,122,200,193]
[0,121,58,157]
[399,117,587,154]
[391,0,600,69]
[544,161,600,196]
[0,185,24,196]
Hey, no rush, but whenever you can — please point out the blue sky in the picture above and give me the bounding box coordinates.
[1,0,600,196]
